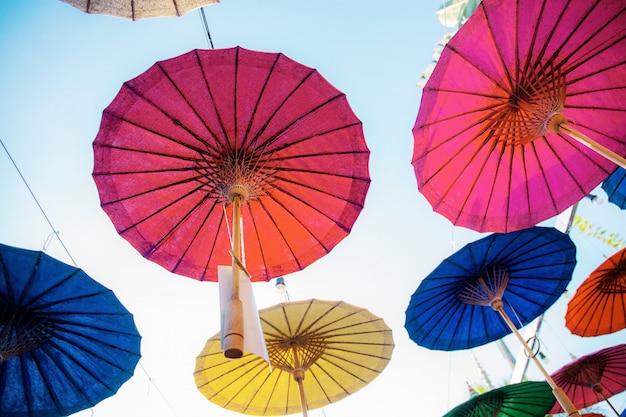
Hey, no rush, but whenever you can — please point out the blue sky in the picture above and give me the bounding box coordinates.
[1,1,625,416]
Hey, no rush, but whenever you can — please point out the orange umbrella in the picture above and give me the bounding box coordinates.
[566,247,626,337]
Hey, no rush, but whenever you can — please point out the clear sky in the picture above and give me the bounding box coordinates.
[1,1,625,416]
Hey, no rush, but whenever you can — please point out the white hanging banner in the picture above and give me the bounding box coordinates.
[218,265,270,367]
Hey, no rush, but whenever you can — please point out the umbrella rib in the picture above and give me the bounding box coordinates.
[47,323,140,371]
[239,51,281,155]
[24,352,64,415]
[33,345,101,411]
[244,93,355,186]
[168,199,224,278]
[194,50,233,154]
[304,318,389,340]
[445,44,512,96]
[108,180,205,231]
[153,60,228,156]
[16,268,83,310]
[565,33,626,83]
[245,65,318,152]
[557,1,625,77]
[418,112,503,208]
[119,81,225,156]
[271,172,365,214]
[522,0,567,77]
[101,109,223,159]
[481,1,515,91]
[255,120,364,156]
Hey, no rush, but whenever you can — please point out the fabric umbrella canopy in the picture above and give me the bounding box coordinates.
[602,168,626,210]
[194,299,394,416]
[412,0,626,233]
[442,381,555,417]
[92,46,369,284]
[0,243,141,416]
[405,226,581,415]
[549,344,626,417]
[60,0,219,20]
[92,46,370,357]
[565,247,626,337]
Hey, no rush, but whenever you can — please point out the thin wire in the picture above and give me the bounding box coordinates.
[2,138,180,416]
[198,7,214,49]
[139,362,180,417]
[1,138,77,266]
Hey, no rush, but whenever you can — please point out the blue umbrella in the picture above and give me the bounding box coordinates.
[405,226,581,416]
[0,243,141,416]
[405,226,576,351]
[602,167,626,209]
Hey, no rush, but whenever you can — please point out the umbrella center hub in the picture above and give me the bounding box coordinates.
[599,260,626,293]
[266,333,327,374]
[457,266,510,307]
[561,356,606,388]
[206,147,278,204]
[0,306,53,361]
[491,65,566,145]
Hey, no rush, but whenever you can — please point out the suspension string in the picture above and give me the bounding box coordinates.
[198,7,214,49]
[504,298,525,330]
[223,202,233,248]
[138,362,180,416]
[1,138,77,266]
[3,138,181,416]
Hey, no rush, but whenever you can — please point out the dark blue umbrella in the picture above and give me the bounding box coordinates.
[404,226,580,415]
[0,243,141,416]
[602,167,626,209]
[405,226,576,351]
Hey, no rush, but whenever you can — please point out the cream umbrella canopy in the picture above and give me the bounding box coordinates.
[59,0,219,20]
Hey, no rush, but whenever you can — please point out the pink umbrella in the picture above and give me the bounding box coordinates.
[412,0,626,233]
[550,344,626,417]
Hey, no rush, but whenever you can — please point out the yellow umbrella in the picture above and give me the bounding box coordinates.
[194,299,394,416]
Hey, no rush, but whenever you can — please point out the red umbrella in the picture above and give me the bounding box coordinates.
[566,247,626,337]
[412,0,626,233]
[550,344,626,417]
[93,46,370,356]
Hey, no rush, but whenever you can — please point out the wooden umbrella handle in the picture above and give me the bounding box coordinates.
[492,301,581,417]
[548,114,626,169]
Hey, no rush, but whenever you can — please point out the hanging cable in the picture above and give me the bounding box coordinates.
[198,7,214,49]
[3,138,180,416]
[1,138,77,266]
[138,362,180,416]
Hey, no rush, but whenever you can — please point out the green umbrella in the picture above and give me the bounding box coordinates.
[443,381,555,417]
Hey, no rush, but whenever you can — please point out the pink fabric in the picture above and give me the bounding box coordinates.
[549,344,626,414]
[93,47,370,282]
[412,0,626,232]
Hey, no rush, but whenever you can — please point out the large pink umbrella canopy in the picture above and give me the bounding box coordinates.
[412,0,626,233]
[92,47,370,283]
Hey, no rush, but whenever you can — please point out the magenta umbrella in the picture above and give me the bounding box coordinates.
[412,0,626,233]
[549,344,626,417]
